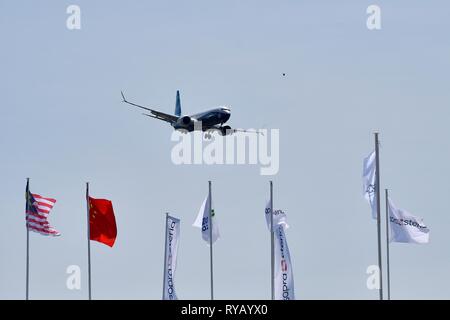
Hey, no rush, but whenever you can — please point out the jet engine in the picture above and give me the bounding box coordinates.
[177,116,192,127]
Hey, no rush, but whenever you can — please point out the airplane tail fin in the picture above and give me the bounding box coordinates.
[175,90,181,116]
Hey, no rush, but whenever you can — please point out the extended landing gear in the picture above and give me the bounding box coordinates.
[220,125,232,136]
[203,126,233,139]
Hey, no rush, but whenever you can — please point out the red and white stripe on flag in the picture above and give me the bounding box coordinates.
[26,194,60,236]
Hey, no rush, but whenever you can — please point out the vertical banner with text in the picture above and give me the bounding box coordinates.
[163,215,181,300]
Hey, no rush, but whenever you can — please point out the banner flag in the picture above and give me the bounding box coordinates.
[193,193,219,244]
[163,215,181,300]
[363,150,377,219]
[388,198,429,244]
[274,224,295,300]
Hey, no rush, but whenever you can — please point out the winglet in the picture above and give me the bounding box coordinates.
[121,91,126,102]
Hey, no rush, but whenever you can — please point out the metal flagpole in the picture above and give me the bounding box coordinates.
[385,189,391,300]
[162,212,169,299]
[209,181,214,300]
[26,178,30,301]
[374,133,383,300]
[86,182,92,300]
[270,180,274,300]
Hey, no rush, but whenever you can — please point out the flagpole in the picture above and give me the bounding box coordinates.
[25,177,30,301]
[385,189,391,300]
[374,132,383,300]
[270,180,274,300]
[86,182,92,300]
[209,181,214,300]
[162,212,169,299]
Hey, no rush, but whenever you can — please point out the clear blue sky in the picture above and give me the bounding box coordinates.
[1,0,450,299]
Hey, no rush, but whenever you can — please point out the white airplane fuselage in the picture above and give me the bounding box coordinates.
[122,90,238,136]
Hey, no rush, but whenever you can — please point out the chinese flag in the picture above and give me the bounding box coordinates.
[88,197,117,247]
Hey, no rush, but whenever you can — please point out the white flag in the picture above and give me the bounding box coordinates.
[265,201,289,230]
[363,150,377,219]
[193,193,219,244]
[274,224,295,300]
[163,215,180,300]
[388,198,429,244]
[265,202,295,300]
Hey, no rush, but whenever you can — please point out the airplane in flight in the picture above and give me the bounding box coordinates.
[121,90,260,137]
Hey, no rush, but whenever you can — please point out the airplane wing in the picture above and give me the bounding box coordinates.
[121,91,179,124]
[209,125,264,136]
[232,128,264,136]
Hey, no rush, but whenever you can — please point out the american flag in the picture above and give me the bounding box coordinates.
[26,190,60,236]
